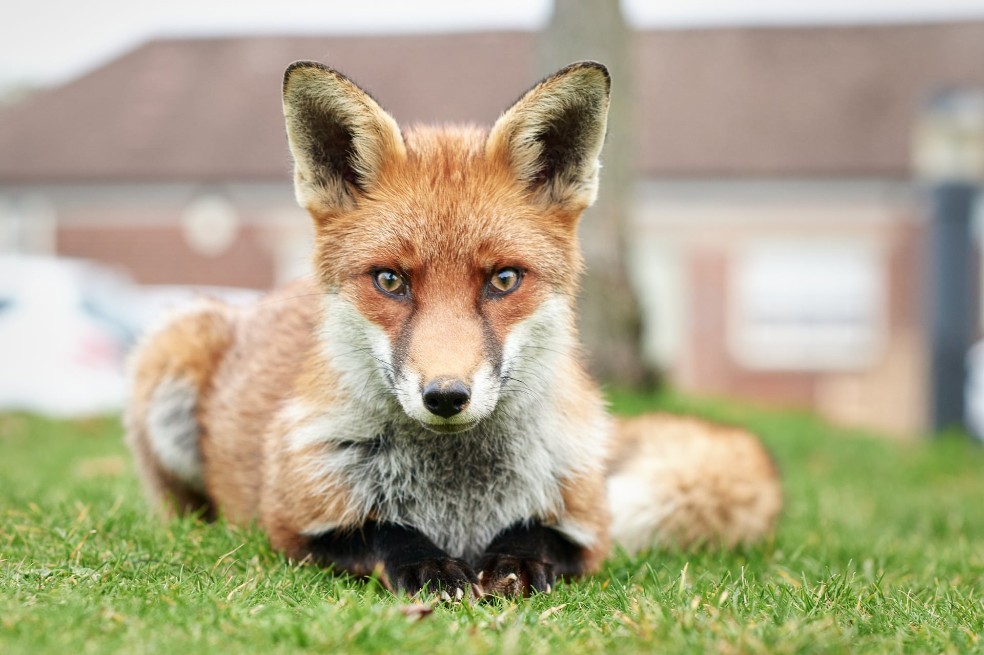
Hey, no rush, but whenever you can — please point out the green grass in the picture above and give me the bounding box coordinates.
[1,392,982,654]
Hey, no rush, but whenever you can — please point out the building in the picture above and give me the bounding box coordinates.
[3,24,983,433]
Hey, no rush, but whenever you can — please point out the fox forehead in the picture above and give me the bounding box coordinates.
[311,126,582,289]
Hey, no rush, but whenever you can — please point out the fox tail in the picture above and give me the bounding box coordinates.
[605,413,783,553]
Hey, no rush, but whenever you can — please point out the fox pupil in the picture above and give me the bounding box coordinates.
[490,268,521,294]
[374,269,406,296]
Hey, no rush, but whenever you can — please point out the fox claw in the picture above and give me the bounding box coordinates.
[476,554,554,598]
[388,556,479,602]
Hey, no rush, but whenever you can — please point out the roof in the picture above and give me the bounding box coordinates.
[0,33,534,184]
[636,22,984,177]
[1,23,982,183]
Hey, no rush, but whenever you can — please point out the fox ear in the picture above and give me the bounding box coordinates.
[283,62,406,215]
[487,61,610,210]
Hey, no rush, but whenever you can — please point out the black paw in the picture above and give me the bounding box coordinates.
[387,557,480,601]
[476,554,555,597]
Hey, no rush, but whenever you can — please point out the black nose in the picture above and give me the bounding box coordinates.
[422,378,471,418]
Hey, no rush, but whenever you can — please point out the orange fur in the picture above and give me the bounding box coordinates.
[126,61,782,600]
[608,414,783,551]
[126,299,235,518]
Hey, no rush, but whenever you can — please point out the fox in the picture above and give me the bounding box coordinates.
[125,61,782,599]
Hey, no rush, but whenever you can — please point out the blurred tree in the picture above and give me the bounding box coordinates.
[540,0,653,386]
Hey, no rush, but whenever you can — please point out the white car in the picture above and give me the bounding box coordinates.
[0,255,261,417]
[0,255,136,417]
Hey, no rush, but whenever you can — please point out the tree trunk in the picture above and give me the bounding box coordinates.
[539,0,652,386]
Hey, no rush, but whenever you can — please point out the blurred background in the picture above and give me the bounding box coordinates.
[2,0,984,438]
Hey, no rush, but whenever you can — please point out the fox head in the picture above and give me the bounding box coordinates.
[283,62,610,434]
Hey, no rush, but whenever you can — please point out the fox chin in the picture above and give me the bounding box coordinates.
[125,61,783,600]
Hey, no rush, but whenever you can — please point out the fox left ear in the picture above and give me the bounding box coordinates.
[487,61,610,211]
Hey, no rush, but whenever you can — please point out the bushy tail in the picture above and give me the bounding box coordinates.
[605,413,783,553]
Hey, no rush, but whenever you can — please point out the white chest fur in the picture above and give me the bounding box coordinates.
[294,293,607,558]
[315,405,572,560]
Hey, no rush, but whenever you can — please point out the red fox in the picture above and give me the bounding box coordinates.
[126,61,781,600]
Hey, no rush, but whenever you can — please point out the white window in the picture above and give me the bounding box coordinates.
[728,239,885,370]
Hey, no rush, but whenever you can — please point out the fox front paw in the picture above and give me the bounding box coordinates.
[476,554,555,597]
[387,557,480,601]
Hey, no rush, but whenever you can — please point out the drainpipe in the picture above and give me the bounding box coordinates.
[913,89,984,432]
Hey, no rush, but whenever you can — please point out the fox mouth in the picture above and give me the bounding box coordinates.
[419,421,478,435]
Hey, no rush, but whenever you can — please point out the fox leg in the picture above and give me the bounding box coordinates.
[475,521,588,596]
[125,301,235,519]
[476,470,611,597]
[290,522,480,599]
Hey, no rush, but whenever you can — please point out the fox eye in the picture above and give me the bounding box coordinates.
[488,267,522,296]
[373,269,407,297]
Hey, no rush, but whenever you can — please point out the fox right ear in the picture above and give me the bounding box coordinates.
[283,62,406,215]
[487,61,610,212]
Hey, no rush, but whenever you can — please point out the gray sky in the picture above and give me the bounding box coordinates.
[4,0,984,90]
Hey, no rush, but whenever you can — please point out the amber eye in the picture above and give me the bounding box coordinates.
[373,269,407,297]
[488,267,523,296]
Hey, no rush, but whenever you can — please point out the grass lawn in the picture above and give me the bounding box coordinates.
[1,391,982,654]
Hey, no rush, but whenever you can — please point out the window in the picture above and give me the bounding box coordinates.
[728,239,885,370]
